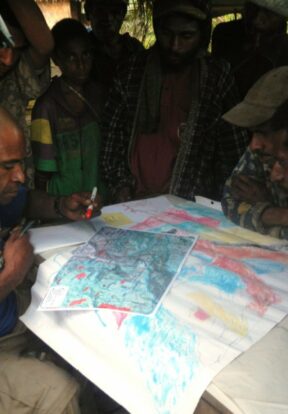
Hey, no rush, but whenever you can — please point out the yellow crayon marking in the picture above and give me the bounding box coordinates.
[189,292,248,337]
[101,212,133,227]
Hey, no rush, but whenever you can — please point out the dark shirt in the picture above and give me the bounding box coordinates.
[0,186,27,336]
[89,32,144,108]
[101,49,249,201]
[212,19,288,98]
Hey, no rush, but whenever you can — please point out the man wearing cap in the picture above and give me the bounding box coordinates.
[221,66,288,240]
[101,0,248,203]
[212,0,288,99]
[84,0,144,109]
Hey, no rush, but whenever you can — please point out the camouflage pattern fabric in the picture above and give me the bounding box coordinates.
[0,50,50,189]
[222,148,288,239]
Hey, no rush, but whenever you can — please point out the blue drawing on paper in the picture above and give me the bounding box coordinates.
[122,307,198,413]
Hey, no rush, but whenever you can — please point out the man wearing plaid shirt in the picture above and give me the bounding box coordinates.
[101,0,248,203]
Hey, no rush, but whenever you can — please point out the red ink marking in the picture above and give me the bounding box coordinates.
[99,303,131,312]
[195,309,209,320]
[69,298,87,306]
[114,312,128,328]
[132,208,220,230]
[212,256,280,315]
[193,240,282,315]
[120,280,126,285]
[196,239,288,263]
[76,273,86,280]
[98,304,130,328]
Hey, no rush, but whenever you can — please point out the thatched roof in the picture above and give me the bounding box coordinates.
[36,0,245,11]
[36,0,245,25]
[36,1,70,3]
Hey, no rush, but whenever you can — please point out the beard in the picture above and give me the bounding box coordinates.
[158,46,200,72]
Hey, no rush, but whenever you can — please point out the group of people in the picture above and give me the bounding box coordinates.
[1,0,288,412]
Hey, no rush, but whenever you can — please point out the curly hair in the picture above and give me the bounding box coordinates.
[52,18,91,54]
[84,0,128,19]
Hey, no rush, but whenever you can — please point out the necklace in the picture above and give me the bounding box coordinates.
[61,80,100,122]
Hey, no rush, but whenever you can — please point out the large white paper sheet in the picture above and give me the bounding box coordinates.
[29,196,175,254]
[29,220,96,254]
[21,196,288,414]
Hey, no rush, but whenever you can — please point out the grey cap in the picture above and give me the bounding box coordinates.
[250,0,288,18]
[153,0,210,21]
[223,66,288,128]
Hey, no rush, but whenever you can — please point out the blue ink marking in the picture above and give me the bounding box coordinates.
[123,307,197,411]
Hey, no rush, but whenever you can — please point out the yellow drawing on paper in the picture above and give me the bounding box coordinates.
[101,212,133,227]
[189,292,248,337]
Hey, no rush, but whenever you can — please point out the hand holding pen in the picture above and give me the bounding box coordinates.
[19,220,35,237]
[55,190,101,221]
[0,222,34,284]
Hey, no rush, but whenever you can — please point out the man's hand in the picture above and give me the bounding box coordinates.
[261,207,288,227]
[61,192,102,221]
[0,231,34,301]
[27,190,102,221]
[231,175,271,204]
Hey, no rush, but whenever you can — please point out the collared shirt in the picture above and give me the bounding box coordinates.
[101,50,249,201]
[221,148,288,239]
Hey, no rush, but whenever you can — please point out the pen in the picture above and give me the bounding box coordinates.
[19,220,35,237]
[85,187,97,219]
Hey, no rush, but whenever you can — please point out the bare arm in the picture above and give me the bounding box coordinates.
[7,0,54,68]
[0,231,34,301]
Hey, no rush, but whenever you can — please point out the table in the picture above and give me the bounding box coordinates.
[21,196,288,414]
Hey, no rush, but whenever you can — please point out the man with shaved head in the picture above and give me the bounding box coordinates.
[0,107,100,413]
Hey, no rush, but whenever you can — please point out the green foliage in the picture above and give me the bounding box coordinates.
[121,0,154,47]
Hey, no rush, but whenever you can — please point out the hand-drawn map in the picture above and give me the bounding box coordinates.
[41,226,197,315]
[24,196,288,414]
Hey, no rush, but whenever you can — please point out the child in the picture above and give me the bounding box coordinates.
[31,18,106,199]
